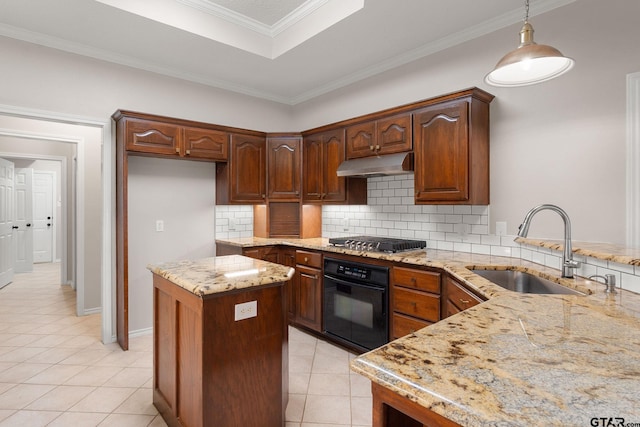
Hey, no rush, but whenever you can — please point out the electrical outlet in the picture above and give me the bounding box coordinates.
[455,223,469,239]
[343,218,350,232]
[496,221,507,236]
[234,300,257,321]
[228,218,236,231]
[155,220,164,232]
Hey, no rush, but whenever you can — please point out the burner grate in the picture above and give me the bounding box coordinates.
[328,236,426,253]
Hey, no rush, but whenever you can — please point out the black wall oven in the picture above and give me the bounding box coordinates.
[323,257,389,351]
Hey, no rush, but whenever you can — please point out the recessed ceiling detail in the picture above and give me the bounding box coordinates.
[95,0,364,59]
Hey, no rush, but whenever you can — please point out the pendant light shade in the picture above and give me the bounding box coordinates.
[485,1,574,87]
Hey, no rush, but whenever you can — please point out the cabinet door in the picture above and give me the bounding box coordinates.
[229,134,266,203]
[296,264,322,332]
[414,100,470,202]
[376,113,412,155]
[267,137,301,200]
[125,119,180,156]
[445,276,483,315]
[346,121,376,159]
[183,127,228,160]
[281,249,297,324]
[322,129,346,202]
[302,135,324,202]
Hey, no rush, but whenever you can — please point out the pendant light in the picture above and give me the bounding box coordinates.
[485,0,574,87]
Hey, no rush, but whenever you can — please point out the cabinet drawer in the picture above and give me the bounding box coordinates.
[393,287,440,323]
[445,299,461,319]
[295,250,322,268]
[393,267,440,294]
[392,313,432,339]
[447,278,483,311]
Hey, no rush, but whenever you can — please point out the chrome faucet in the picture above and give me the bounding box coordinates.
[517,204,580,278]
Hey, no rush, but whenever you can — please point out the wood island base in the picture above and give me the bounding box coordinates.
[152,274,288,427]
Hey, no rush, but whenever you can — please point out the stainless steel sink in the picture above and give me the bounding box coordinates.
[471,269,583,295]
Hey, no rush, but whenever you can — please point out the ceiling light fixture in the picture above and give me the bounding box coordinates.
[485,0,574,87]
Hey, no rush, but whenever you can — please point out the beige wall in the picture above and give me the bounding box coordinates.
[292,0,635,244]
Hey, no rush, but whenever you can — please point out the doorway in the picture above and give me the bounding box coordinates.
[0,154,71,287]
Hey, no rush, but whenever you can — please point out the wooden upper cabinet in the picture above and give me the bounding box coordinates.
[117,112,229,161]
[228,134,266,203]
[125,118,181,156]
[323,130,347,202]
[414,92,491,205]
[182,127,228,160]
[267,136,301,200]
[346,113,412,159]
[301,129,366,204]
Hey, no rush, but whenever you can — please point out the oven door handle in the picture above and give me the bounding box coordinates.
[324,275,386,292]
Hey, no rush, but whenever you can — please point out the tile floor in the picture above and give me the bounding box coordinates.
[0,263,372,427]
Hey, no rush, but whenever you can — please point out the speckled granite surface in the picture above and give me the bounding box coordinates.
[516,237,640,266]
[218,237,640,425]
[147,255,294,297]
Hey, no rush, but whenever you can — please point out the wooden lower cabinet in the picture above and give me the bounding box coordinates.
[280,248,297,324]
[294,250,323,332]
[372,382,461,427]
[390,267,441,340]
[152,274,288,427]
[442,275,484,319]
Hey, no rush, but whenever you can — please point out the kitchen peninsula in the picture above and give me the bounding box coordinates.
[217,237,640,426]
[147,255,294,427]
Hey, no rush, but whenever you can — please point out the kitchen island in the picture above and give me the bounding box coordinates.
[147,255,294,427]
[217,237,640,426]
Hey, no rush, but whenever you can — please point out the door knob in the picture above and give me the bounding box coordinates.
[11,226,18,229]
[26,223,31,227]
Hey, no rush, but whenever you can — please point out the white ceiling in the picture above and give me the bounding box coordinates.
[0,0,575,105]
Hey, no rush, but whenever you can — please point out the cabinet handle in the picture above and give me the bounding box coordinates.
[411,302,417,307]
[411,277,417,283]
[375,145,380,151]
[175,147,180,153]
[304,257,308,263]
[185,149,191,155]
[369,145,375,151]
[262,194,266,198]
[460,299,470,305]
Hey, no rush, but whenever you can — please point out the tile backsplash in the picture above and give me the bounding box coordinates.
[215,174,640,294]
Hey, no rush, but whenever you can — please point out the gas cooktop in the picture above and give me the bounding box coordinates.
[328,236,427,253]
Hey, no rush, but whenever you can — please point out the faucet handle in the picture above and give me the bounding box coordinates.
[564,259,580,268]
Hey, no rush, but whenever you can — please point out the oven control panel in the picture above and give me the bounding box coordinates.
[337,264,370,280]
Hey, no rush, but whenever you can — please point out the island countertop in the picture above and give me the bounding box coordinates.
[147,254,294,297]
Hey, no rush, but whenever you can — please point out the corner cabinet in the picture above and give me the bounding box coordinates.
[302,129,366,204]
[216,133,266,204]
[414,89,493,205]
[267,135,301,201]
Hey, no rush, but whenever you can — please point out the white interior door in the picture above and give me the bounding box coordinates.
[14,168,33,273]
[33,171,54,263]
[0,158,15,288]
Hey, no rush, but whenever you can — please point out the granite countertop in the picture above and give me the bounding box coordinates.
[147,254,294,297]
[217,237,640,425]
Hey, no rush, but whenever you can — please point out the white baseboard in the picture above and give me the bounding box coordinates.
[82,306,101,316]
[129,327,153,338]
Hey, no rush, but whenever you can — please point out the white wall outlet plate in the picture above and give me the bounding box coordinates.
[496,221,507,236]
[234,300,257,321]
[228,218,236,231]
[155,220,164,232]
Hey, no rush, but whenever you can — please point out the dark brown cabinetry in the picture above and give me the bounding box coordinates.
[442,275,484,318]
[413,90,493,204]
[152,273,287,427]
[302,129,366,204]
[294,250,323,332]
[267,135,301,200]
[242,245,280,264]
[123,116,229,161]
[280,248,297,324]
[346,113,412,159]
[216,133,266,204]
[390,266,441,340]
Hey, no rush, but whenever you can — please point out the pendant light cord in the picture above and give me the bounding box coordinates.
[524,0,530,23]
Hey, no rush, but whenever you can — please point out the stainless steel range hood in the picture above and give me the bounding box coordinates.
[336,152,414,178]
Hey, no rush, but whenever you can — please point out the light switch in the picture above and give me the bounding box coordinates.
[156,220,164,232]
[235,300,257,321]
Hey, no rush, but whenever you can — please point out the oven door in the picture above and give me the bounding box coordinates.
[323,275,388,351]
